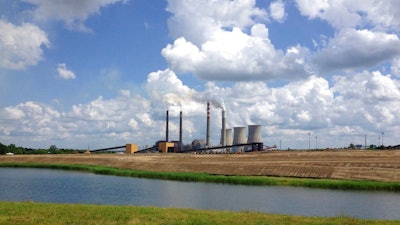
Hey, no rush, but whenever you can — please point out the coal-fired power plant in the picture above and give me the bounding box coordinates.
[157,102,264,154]
[94,101,264,154]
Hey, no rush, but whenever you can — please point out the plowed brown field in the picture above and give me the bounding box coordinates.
[2,150,400,182]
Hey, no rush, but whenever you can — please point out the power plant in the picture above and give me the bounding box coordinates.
[155,101,263,154]
[91,102,264,154]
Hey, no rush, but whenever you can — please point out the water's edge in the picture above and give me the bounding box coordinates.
[1,162,400,192]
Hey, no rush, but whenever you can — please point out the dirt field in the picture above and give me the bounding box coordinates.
[2,150,400,182]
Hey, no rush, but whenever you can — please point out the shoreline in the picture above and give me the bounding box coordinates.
[1,162,400,191]
[1,150,400,181]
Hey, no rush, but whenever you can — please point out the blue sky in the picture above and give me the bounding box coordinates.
[1,0,399,150]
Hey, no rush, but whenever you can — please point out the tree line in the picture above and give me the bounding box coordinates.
[0,143,84,155]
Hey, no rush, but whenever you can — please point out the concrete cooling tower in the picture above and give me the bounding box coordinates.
[233,127,246,152]
[247,125,262,143]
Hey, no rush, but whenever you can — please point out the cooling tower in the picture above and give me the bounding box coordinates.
[247,125,262,143]
[225,129,233,146]
[233,127,246,152]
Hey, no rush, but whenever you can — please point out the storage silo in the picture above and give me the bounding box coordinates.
[233,127,246,152]
[247,125,262,143]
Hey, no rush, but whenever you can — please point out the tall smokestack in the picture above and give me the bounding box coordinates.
[220,110,226,147]
[206,102,210,147]
[179,111,182,144]
[166,110,169,142]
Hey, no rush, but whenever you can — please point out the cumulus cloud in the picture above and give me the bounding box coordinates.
[314,29,400,73]
[0,20,49,70]
[295,0,400,31]
[269,0,286,23]
[166,0,268,45]
[162,24,311,81]
[163,0,311,81]
[294,1,400,74]
[295,0,360,29]
[23,0,127,31]
[0,101,60,137]
[331,71,400,133]
[57,63,76,80]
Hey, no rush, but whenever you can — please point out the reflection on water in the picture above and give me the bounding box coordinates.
[1,168,399,219]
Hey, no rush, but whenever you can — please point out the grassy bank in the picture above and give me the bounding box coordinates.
[0,201,398,225]
[1,162,400,191]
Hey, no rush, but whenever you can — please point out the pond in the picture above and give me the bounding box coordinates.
[1,168,399,220]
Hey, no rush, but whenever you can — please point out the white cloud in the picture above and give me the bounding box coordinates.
[0,20,49,70]
[0,101,60,139]
[269,0,286,23]
[295,0,361,29]
[331,71,400,131]
[145,69,204,116]
[57,63,76,80]
[23,0,127,31]
[162,24,311,81]
[166,0,267,45]
[295,0,400,31]
[163,0,311,81]
[294,1,400,74]
[314,29,400,73]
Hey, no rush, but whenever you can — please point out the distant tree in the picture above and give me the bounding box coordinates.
[8,144,24,154]
[0,142,7,154]
[349,143,355,149]
[49,145,58,153]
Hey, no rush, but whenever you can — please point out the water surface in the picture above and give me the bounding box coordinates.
[1,168,399,219]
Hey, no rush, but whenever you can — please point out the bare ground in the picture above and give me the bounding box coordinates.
[1,150,400,182]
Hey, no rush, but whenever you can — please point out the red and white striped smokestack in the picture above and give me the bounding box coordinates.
[166,110,169,142]
[206,102,210,147]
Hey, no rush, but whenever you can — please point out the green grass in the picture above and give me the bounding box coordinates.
[0,201,398,225]
[1,162,400,191]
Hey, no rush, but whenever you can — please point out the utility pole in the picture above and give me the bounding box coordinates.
[381,132,384,147]
[308,133,310,150]
[315,136,318,150]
